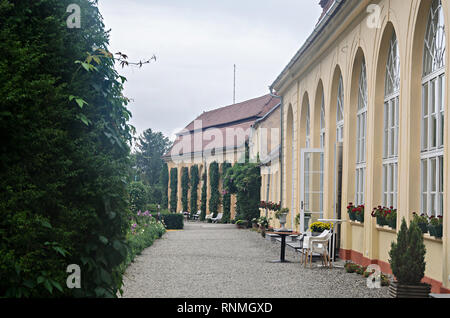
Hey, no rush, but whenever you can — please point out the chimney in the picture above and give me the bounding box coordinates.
[317,0,334,24]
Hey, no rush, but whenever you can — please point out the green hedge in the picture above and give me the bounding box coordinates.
[160,212,184,230]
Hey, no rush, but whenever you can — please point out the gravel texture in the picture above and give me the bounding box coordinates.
[121,222,389,298]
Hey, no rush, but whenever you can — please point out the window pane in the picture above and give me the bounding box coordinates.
[422,160,428,193]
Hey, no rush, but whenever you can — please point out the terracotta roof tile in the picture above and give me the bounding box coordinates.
[164,94,280,159]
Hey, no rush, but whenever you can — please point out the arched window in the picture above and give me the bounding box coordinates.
[383,32,400,208]
[320,94,326,148]
[336,75,344,143]
[355,59,368,205]
[421,0,446,218]
[305,103,311,148]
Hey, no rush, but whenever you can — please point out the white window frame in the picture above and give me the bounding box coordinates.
[421,0,445,218]
[336,76,344,143]
[355,60,367,206]
[320,94,326,149]
[382,32,400,208]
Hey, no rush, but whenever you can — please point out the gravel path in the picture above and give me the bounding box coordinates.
[121,222,389,298]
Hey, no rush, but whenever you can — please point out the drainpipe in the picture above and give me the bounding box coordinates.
[269,90,283,208]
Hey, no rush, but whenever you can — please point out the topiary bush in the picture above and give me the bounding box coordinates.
[181,167,189,212]
[389,218,426,285]
[169,168,178,212]
[209,162,220,218]
[200,172,207,221]
[221,163,232,223]
[189,165,199,219]
[160,212,184,230]
[160,163,169,209]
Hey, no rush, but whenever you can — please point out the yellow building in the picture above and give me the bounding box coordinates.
[163,94,280,218]
[270,0,450,293]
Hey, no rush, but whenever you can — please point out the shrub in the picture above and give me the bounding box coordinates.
[160,163,169,209]
[389,218,426,285]
[221,163,232,223]
[169,168,178,212]
[200,172,207,221]
[123,215,165,267]
[224,156,261,224]
[189,165,199,218]
[181,167,189,212]
[209,162,220,218]
[160,212,184,230]
[128,181,150,213]
[0,0,134,298]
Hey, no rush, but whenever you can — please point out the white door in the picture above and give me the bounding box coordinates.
[300,149,324,233]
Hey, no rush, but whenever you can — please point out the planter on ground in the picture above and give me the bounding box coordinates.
[388,282,431,298]
[388,218,430,298]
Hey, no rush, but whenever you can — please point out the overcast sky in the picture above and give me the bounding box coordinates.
[97,0,323,141]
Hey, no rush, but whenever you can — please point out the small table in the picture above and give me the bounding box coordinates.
[267,231,295,263]
[318,219,346,268]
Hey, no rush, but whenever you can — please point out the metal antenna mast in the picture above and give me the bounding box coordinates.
[233,64,236,104]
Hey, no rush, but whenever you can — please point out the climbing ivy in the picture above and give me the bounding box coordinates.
[221,162,232,223]
[200,171,207,221]
[189,165,200,218]
[209,162,221,218]
[160,163,169,209]
[169,168,178,212]
[181,167,190,212]
[224,147,261,225]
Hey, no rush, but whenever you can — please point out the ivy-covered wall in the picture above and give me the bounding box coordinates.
[189,165,200,218]
[181,167,189,212]
[221,162,232,223]
[169,167,178,212]
[200,171,207,221]
[209,162,220,218]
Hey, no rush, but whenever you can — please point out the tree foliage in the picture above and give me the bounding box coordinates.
[209,162,220,218]
[200,171,207,221]
[224,156,261,225]
[0,0,135,297]
[160,163,169,209]
[389,219,427,285]
[221,163,232,223]
[181,167,190,212]
[189,165,200,218]
[135,128,171,186]
[169,168,178,213]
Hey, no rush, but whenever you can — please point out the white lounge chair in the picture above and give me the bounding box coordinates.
[193,210,201,221]
[211,213,223,223]
[304,230,332,268]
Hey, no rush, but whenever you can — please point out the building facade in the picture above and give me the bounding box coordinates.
[163,94,280,218]
[270,0,450,293]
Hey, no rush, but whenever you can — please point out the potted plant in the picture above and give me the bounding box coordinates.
[428,216,443,239]
[372,206,388,227]
[412,212,428,234]
[388,218,430,298]
[309,222,332,236]
[275,208,289,231]
[386,208,397,230]
[355,205,365,223]
[347,203,357,221]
